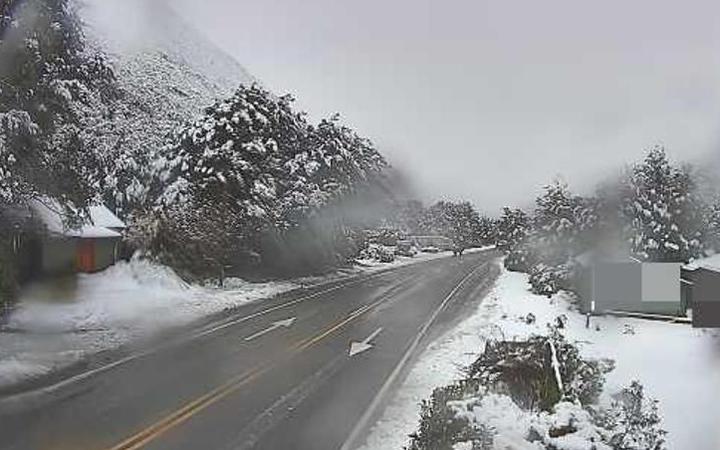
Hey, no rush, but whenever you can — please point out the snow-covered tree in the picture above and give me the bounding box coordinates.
[419,201,483,248]
[0,0,114,209]
[280,113,387,227]
[704,199,720,253]
[533,180,598,264]
[141,84,389,276]
[496,207,531,252]
[620,147,705,262]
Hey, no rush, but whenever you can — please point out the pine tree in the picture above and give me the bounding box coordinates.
[621,147,705,262]
[533,180,598,264]
[496,207,531,252]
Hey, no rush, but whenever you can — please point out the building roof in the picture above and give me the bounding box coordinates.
[88,205,126,229]
[29,199,123,239]
[685,254,720,273]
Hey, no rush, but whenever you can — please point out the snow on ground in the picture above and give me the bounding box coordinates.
[361,265,720,450]
[0,249,480,390]
[687,251,720,271]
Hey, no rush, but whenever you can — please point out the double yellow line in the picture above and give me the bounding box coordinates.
[107,278,410,450]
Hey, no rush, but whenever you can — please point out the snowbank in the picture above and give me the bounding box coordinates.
[0,258,293,389]
[361,267,720,450]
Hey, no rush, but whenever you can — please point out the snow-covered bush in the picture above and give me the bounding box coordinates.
[603,381,667,450]
[406,380,495,450]
[358,243,395,263]
[528,262,580,297]
[467,329,611,411]
[407,328,661,450]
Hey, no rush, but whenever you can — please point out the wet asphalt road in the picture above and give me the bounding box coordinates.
[0,250,500,450]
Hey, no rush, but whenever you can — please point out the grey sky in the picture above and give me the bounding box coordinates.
[171,0,720,213]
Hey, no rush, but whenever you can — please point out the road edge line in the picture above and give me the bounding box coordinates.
[339,262,489,450]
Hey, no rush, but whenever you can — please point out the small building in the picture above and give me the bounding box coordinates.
[683,256,720,328]
[28,200,126,274]
[575,247,684,316]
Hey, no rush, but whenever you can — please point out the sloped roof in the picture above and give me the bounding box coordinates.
[89,205,126,229]
[685,253,720,273]
[29,199,123,239]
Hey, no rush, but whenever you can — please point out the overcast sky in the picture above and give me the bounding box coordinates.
[170,0,720,213]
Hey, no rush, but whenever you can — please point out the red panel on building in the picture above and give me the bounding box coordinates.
[76,239,96,273]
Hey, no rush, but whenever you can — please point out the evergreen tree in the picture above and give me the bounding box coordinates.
[144,84,388,276]
[0,0,114,209]
[533,180,598,264]
[621,147,704,262]
[420,201,482,248]
[496,207,531,252]
[707,200,720,252]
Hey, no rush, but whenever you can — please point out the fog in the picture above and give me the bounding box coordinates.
[169,0,720,213]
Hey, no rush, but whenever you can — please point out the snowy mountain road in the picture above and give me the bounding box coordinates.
[0,250,500,450]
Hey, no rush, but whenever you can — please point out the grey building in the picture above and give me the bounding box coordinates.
[682,259,720,328]
[575,248,684,316]
[28,200,126,275]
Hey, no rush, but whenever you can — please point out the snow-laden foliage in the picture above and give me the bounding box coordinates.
[407,326,664,450]
[0,0,114,208]
[533,180,599,264]
[358,243,396,263]
[138,84,388,276]
[286,114,387,211]
[620,147,705,262]
[528,262,580,297]
[496,207,531,253]
[497,148,718,295]
[77,0,255,218]
[603,381,667,450]
[467,328,612,411]
[706,200,720,252]
[419,201,488,248]
[0,0,117,304]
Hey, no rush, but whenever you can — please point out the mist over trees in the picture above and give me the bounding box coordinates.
[0,4,398,296]
[497,147,718,296]
[1,1,719,304]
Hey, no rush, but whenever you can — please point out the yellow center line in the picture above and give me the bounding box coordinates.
[105,293,391,450]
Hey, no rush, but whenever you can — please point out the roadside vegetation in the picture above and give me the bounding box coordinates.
[407,326,666,450]
[496,147,720,296]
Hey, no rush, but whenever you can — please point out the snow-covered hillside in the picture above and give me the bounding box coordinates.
[80,0,253,104]
[76,0,256,213]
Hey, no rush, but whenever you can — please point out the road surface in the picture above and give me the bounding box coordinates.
[0,250,500,450]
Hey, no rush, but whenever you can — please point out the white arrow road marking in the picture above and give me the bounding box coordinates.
[348,327,383,357]
[244,317,297,342]
[340,262,489,450]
